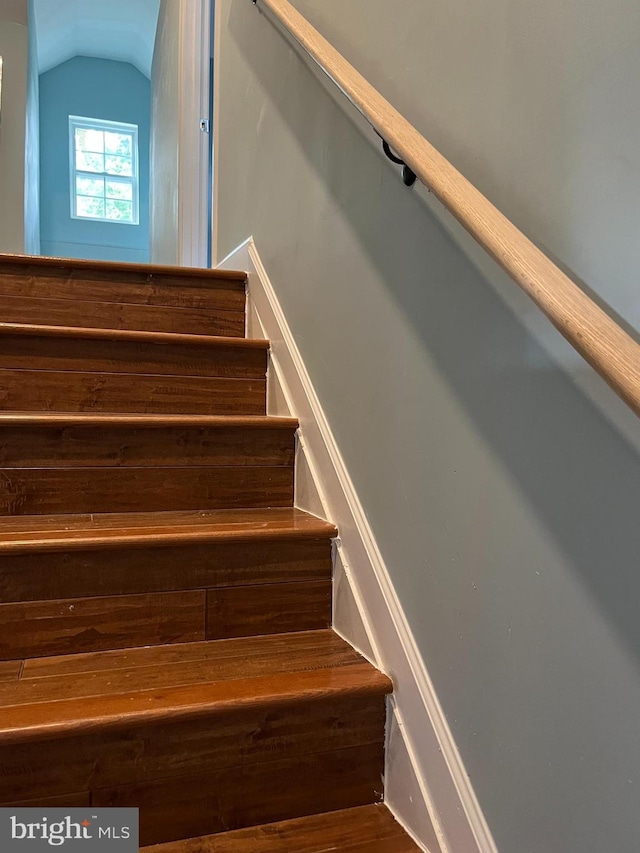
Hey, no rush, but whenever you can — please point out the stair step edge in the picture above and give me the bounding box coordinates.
[0,413,298,429]
[0,521,338,554]
[0,254,248,284]
[0,507,336,553]
[0,322,267,349]
[0,663,391,744]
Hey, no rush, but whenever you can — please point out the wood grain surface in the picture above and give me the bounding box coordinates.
[95,745,384,846]
[0,327,267,378]
[0,421,295,468]
[0,591,207,660]
[0,293,245,337]
[0,466,293,515]
[0,536,332,602]
[207,580,332,639]
[0,688,384,802]
[142,805,421,853]
[0,661,22,682]
[0,256,246,312]
[0,506,335,551]
[0,369,266,414]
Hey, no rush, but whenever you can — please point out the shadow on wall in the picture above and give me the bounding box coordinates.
[223,4,640,851]
[231,4,640,669]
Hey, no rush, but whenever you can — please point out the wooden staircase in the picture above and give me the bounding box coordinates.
[0,256,420,852]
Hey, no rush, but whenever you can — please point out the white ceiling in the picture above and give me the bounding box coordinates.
[32,0,161,78]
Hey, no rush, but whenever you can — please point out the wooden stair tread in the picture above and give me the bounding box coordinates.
[0,630,391,740]
[142,806,421,852]
[0,413,297,428]
[0,507,335,552]
[0,322,268,349]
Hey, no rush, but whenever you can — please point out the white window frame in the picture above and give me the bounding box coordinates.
[69,115,140,226]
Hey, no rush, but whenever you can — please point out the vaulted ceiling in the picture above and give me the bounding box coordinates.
[32,0,161,78]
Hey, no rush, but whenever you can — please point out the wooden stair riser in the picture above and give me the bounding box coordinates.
[0,467,294,515]
[0,370,266,414]
[0,424,295,468]
[0,538,333,602]
[0,293,245,337]
[0,581,332,660]
[0,696,383,798]
[0,701,384,845]
[0,591,207,660]
[0,260,246,312]
[0,331,267,378]
[0,521,333,657]
[206,579,332,640]
[99,745,384,846]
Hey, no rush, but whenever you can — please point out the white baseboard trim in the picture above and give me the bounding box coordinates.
[217,236,498,853]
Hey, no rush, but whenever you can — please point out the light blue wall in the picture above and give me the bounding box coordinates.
[39,56,150,263]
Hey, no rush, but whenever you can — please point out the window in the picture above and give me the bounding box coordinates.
[69,116,139,225]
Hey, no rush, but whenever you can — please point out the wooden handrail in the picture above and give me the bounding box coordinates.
[255,0,640,418]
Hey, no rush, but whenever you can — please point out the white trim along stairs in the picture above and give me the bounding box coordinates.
[218,237,499,853]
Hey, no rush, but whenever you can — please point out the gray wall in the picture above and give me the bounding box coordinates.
[215,2,640,851]
[0,0,26,25]
[149,0,180,265]
[0,2,28,253]
[287,0,640,335]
